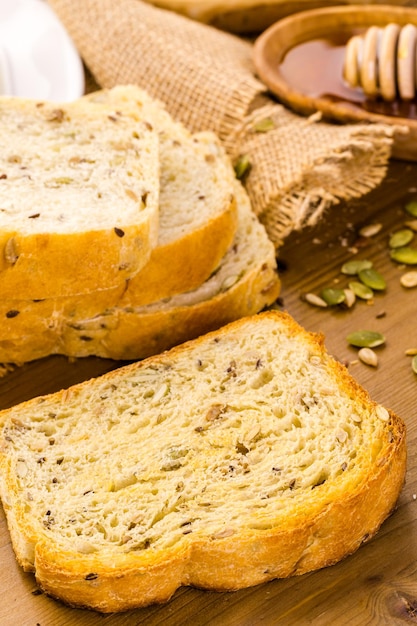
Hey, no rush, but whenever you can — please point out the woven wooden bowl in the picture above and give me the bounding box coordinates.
[253,5,417,161]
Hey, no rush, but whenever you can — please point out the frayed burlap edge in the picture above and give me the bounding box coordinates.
[225,106,394,245]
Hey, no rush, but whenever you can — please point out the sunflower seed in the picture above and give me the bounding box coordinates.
[304,293,328,308]
[358,347,378,367]
[358,267,386,291]
[359,223,382,237]
[390,246,417,265]
[336,428,348,443]
[405,219,417,232]
[348,281,374,300]
[346,330,385,348]
[376,406,390,422]
[320,287,346,306]
[341,259,373,275]
[343,288,356,308]
[389,228,414,248]
[400,271,417,288]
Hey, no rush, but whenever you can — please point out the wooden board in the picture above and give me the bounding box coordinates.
[1,159,417,625]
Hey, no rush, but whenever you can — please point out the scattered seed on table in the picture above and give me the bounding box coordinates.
[405,219,417,232]
[400,271,417,288]
[358,267,386,291]
[304,293,328,308]
[320,287,346,306]
[412,355,417,375]
[389,229,414,248]
[390,246,417,265]
[346,330,385,348]
[348,281,374,300]
[359,223,383,237]
[405,348,417,356]
[341,259,373,275]
[358,347,378,367]
[343,288,356,308]
[405,200,417,217]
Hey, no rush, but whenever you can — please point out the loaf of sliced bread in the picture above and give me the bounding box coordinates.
[0,181,279,362]
[0,96,160,299]
[0,87,238,331]
[0,310,406,612]
[0,130,238,338]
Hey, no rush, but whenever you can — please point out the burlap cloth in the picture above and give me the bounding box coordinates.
[48,0,395,247]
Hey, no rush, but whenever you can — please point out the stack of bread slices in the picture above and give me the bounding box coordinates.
[0,85,280,363]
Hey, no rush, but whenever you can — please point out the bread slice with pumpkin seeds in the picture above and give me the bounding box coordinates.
[0,309,406,612]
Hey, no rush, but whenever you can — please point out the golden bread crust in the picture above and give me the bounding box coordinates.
[0,311,407,612]
[0,96,160,299]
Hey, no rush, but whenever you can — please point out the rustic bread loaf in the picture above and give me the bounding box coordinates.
[0,95,160,299]
[0,180,279,362]
[0,310,406,613]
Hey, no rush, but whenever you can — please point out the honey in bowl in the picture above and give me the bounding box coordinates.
[278,35,417,120]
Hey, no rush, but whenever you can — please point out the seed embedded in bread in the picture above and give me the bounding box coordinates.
[0,95,161,299]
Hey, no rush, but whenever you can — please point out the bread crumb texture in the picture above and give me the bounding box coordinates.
[0,311,406,612]
[0,95,160,298]
[0,100,156,233]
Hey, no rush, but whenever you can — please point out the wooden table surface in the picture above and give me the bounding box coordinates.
[1,158,417,625]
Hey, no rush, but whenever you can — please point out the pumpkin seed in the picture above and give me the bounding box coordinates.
[253,117,275,132]
[400,271,417,288]
[348,281,374,300]
[412,355,417,375]
[346,330,385,348]
[405,200,417,217]
[341,259,373,275]
[320,287,346,306]
[390,246,417,265]
[359,223,383,237]
[358,267,386,291]
[358,347,378,367]
[389,228,414,248]
[234,154,251,180]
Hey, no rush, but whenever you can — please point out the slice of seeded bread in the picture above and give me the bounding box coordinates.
[0,96,160,299]
[82,86,239,306]
[0,181,279,363]
[0,310,406,613]
[0,87,238,334]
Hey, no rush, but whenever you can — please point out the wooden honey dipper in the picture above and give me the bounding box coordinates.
[343,23,417,101]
